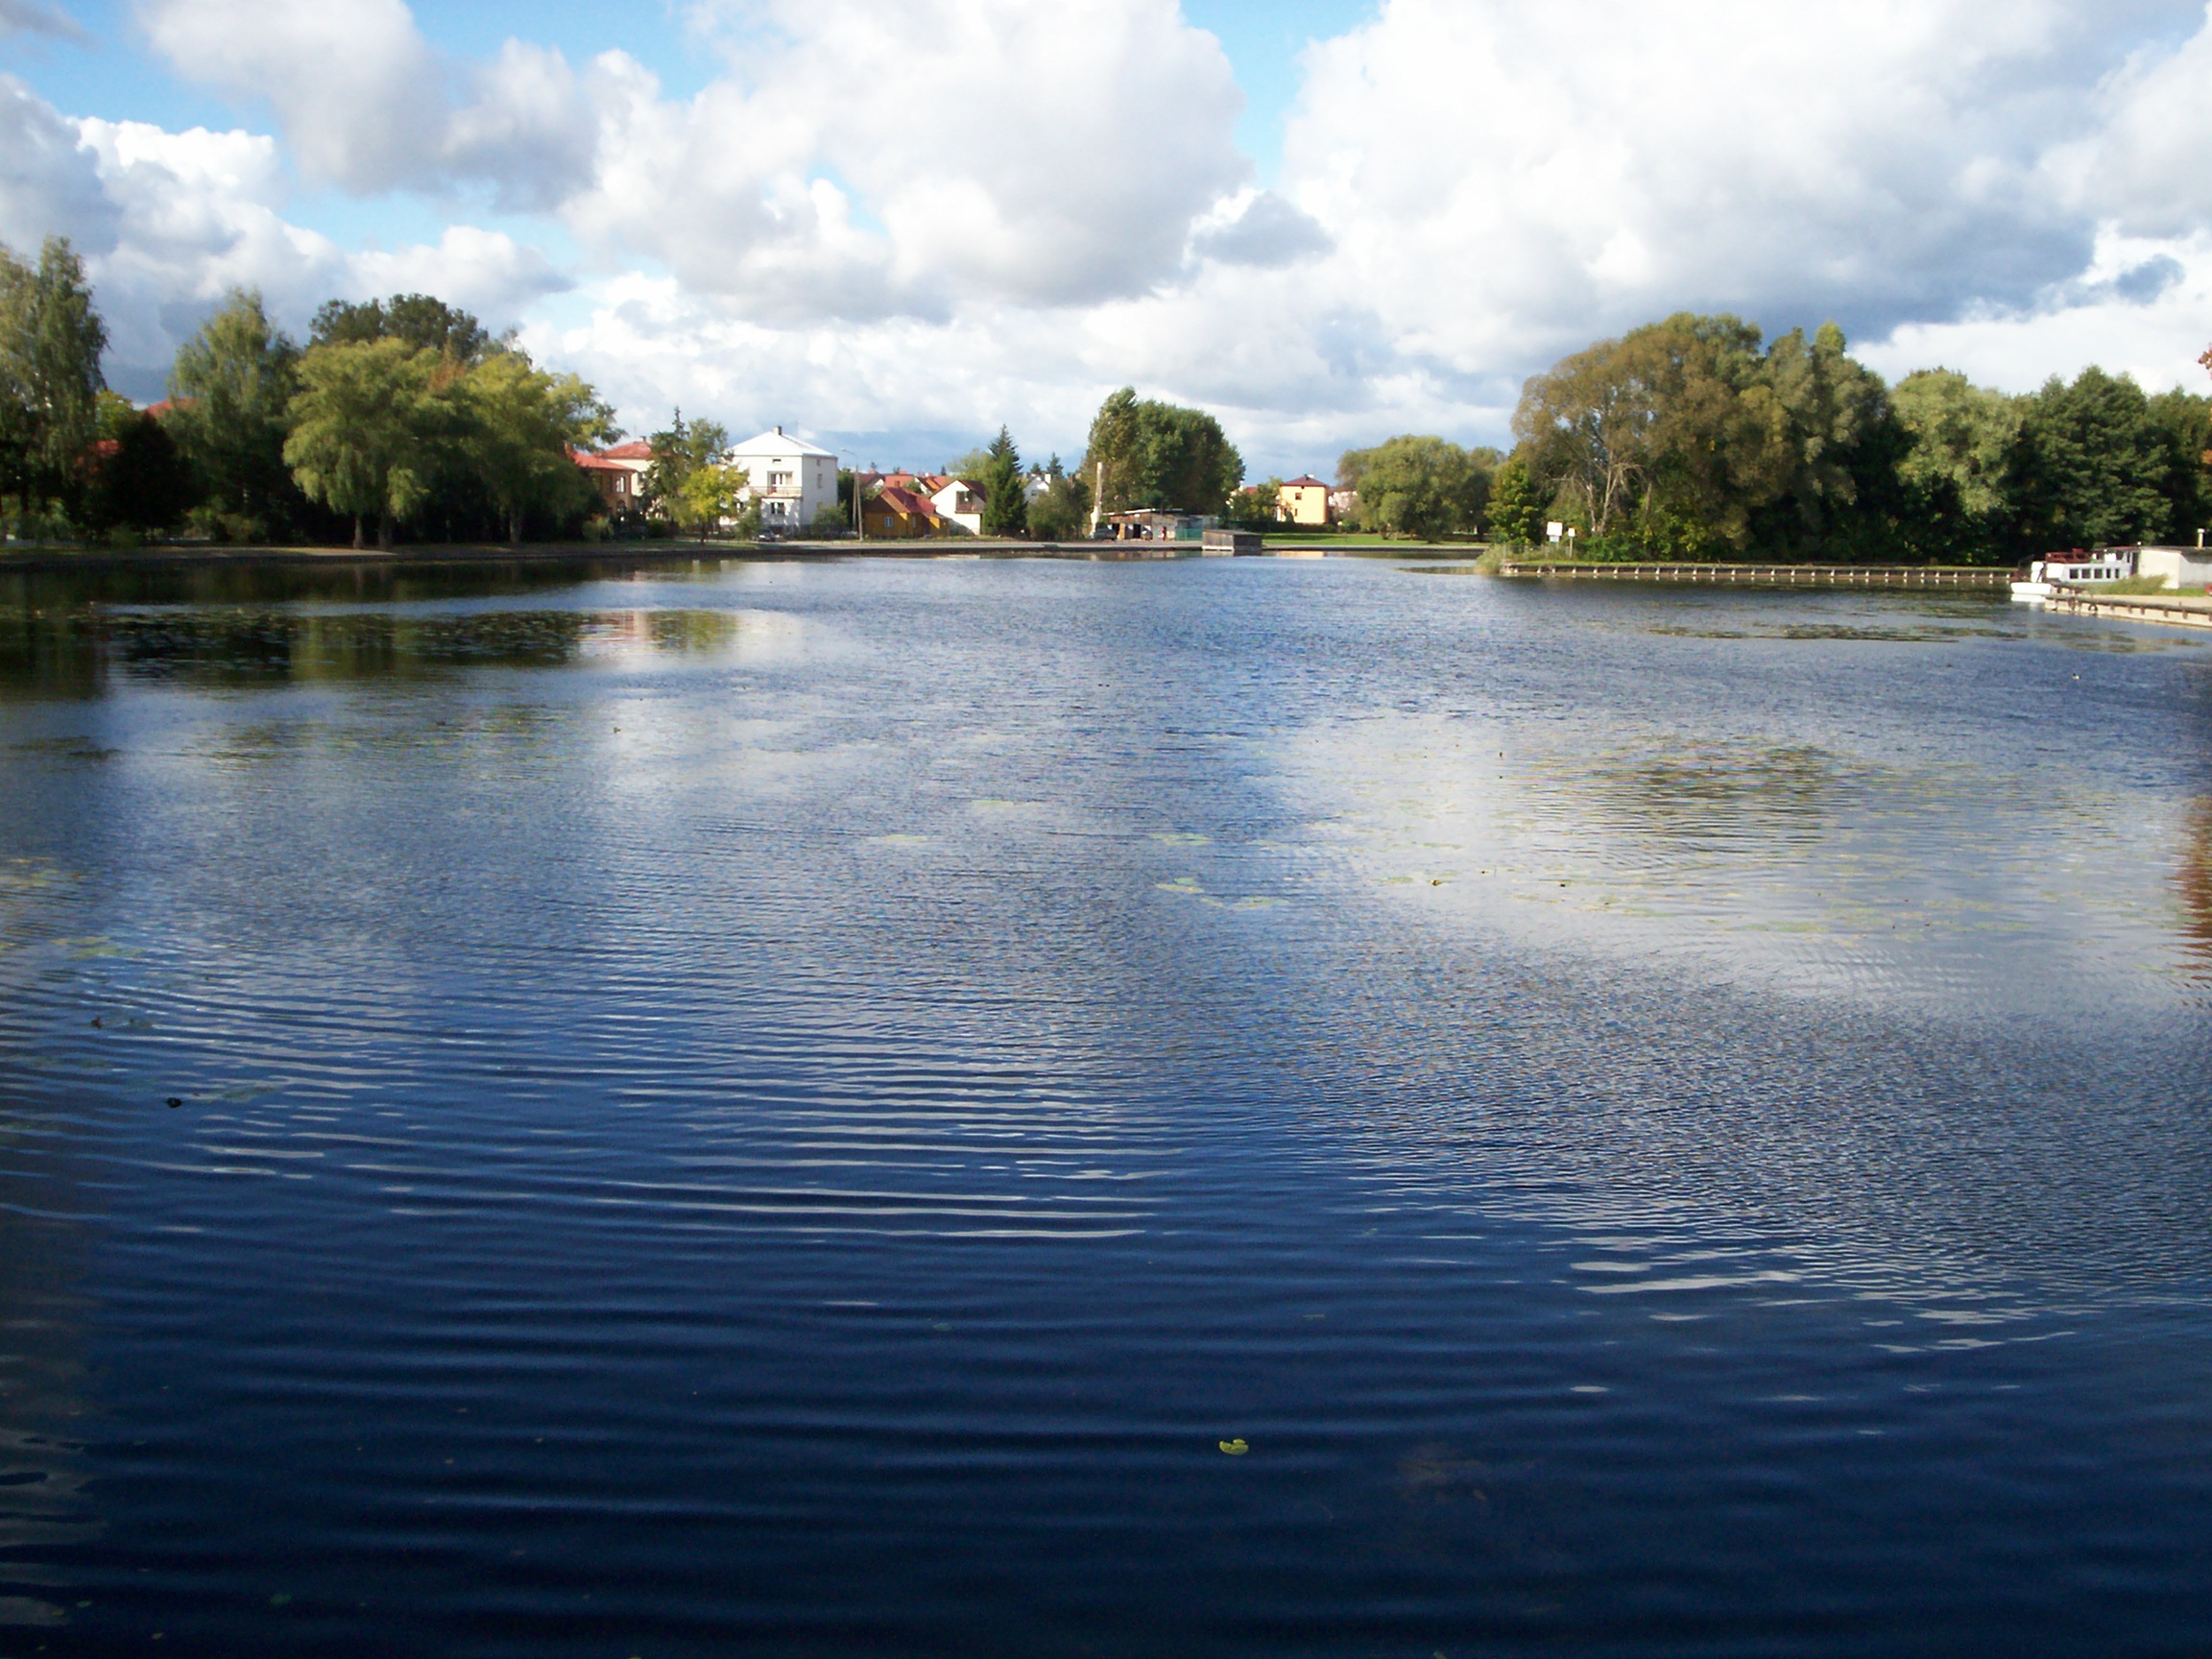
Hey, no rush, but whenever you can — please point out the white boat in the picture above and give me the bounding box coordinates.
[2010,549,2134,602]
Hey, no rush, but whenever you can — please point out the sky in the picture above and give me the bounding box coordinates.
[5,0,2212,475]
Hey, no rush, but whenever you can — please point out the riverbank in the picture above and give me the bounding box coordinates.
[0,537,1471,574]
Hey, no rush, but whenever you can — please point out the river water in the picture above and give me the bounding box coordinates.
[1,554,2208,1656]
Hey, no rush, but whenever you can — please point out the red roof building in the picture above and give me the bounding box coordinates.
[574,445,653,514]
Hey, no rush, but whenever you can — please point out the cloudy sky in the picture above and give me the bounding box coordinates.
[6,0,2212,473]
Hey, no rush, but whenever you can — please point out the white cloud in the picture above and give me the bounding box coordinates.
[138,0,446,191]
[564,0,1248,317]
[350,225,568,325]
[12,0,2212,462]
[73,115,343,378]
[0,75,115,255]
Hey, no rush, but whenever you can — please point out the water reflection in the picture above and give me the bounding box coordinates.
[2181,798,2212,974]
[1277,711,2203,1011]
[0,602,755,694]
[1,560,2210,1653]
[0,859,95,1636]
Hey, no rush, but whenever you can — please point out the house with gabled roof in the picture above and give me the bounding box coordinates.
[1278,474,1334,527]
[925,476,986,535]
[861,482,946,539]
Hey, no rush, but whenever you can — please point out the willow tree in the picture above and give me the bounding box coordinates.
[283,338,449,548]
[460,350,616,543]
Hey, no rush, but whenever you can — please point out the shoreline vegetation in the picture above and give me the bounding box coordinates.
[5,233,2207,566]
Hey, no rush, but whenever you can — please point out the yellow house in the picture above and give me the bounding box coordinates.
[1278,474,1333,527]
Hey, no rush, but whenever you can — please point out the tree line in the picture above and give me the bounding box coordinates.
[2,236,618,550]
[2,234,1256,551]
[1489,315,2212,561]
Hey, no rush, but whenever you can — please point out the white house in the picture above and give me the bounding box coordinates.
[726,427,838,532]
[926,475,986,536]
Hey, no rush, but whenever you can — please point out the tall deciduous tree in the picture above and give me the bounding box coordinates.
[2010,367,2181,551]
[166,288,302,541]
[1890,369,2020,563]
[980,426,1028,537]
[283,339,450,549]
[461,351,618,544]
[1084,387,1243,517]
[1513,313,1909,559]
[0,236,107,528]
[641,411,734,535]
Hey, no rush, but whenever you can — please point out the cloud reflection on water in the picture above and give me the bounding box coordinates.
[1273,710,2207,1014]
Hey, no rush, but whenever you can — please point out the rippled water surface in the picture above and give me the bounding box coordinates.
[2,555,2210,1656]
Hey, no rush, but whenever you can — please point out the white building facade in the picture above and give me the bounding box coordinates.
[929,478,985,536]
[727,427,838,531]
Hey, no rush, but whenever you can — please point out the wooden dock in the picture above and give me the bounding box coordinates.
[2045,590,2212,630]
[1495,561,2009,589]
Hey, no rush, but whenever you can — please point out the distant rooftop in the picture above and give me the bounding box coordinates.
[729,425,833,458]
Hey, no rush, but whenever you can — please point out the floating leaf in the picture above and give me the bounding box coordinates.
[1218,1437,1249,1455]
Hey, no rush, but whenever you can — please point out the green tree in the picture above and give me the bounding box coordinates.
[1749,322,1907,559]
[1890,369,2020,563]
[459,350,618,543]
[640,410,733,535]
[1513,313,1909,560]
[1485,456,1541,545]
[1336,436,1494,539]
[84,394,196,536]
[2009,367,2178,551]
[166,288,303,541]
[311,294,494,364]
[979,425,1028,537]
[677,460,754,538]
[1515,313,1786,555]
[283,338,450,548]
[1230,478,1282,530]
[2146,386,2212,548]
[0,236,108,531]
[1024,455,1092,541]
[1084,387,1243,516]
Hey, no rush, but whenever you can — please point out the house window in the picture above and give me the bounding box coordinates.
[768,471,793,490]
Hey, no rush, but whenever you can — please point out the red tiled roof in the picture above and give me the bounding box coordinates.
[598,441,655,461]
[572,449,634,472]
[875,484,938,517]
